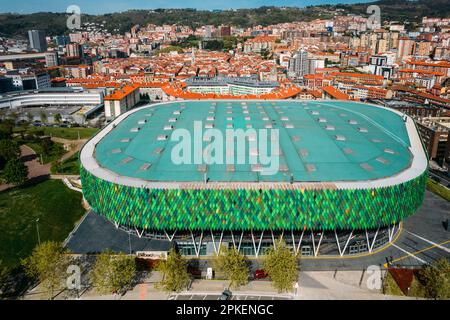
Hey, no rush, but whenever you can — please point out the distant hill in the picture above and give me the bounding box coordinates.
[0,1,449,39]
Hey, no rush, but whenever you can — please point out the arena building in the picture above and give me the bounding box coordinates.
[80,100,427,257]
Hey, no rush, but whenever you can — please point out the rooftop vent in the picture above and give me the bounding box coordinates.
[265,124,273,129]
[243,110,249,114]
[343,148,353,154]
[138,119,147,125]
[279,164,289,172]
[318,118,327,123]
[207,116,215,121]
[197,165,207,173]
[384,148,395,154]
[325,125,335,131]
[284,123,294,129]
[154,147,164,154]
[120,138,130,143]
[140,163,151,171]
[245,117,251,121]
[130,127,140,133]
[226,164,235,172]
[112,148,122,154]
[348,120,358,125]
[121,157,133,164]
[371,138,382,143]
[227,123,233,129]
[311,111,319,115]
[246,124,253,129]
[335,135,346,141]
[173,110,181,115]
[227,117,233,121]
[145,113,153,117]
[306,164,316,172]
[169,118,177,123]
[205,123,214,129]
[358,127,368,133]
[292,135,300,141]
[299,149,308,158]
[281,117,289,121]
[262,117,269,121]
[164,125,174,131]
[360,163,373,171]
[157,135,168,141]
[376,157,389,164]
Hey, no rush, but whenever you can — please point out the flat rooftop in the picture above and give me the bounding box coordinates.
[91,100,414,183]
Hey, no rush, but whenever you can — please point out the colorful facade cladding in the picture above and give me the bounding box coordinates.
[80,166,427,232]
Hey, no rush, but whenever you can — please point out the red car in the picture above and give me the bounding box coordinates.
[254,269,268,279]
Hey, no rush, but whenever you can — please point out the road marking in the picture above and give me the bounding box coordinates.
[387,239,450,267]
[391,243,427,264]
[405,230,450,253]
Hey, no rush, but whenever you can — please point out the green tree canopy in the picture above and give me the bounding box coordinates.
[262,239,298,293]
[0,139,20,169]
[54,113,62,124]
[156,248,190,292]
[90,250,136,295]
[213,245,249,289]
[2,158,28,185]
[21,241,70,300]
[418,258,450,299]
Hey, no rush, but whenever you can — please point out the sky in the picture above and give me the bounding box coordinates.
[0,0,374,14]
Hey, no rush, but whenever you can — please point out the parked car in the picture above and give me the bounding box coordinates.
[219,289,232,300]
[254,269,268,279]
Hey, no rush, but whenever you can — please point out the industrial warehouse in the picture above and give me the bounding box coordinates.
[79,100,428,258]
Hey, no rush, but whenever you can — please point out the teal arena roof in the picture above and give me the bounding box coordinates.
[89,100,417,184]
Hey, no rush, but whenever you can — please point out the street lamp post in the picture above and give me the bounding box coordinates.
[128,231,132,255]
[35,218,41,245]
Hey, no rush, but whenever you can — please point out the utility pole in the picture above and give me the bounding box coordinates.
[36,218,41,245]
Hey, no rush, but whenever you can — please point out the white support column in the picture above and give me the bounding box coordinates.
[365,229,371,252]
[271,229,276,249]
[164,229,177,242]
[341,230,353,257]
[311,229,316,256]
[314,231,324,257]
[334,230,342,256]
[237,231,244,252]
[292,229,305,255]
[114,222,119,229]
[190,230,204,258]
[210,230,217,254]
[369,227,379,252]
[217,230,224,254]
[297,229,305,255]
[231,230,236,249]
[135,227,144,238]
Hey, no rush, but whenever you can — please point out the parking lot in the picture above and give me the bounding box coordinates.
[168,293,292,300]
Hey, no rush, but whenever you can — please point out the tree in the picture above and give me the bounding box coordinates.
[2,159,28,185]
[213,245,249,289]
[418,258,450,299]
[0,139,20,169]
[90,251,136,295]
[40,111,47,124]
[21,241,70,300]
[262,239,298,293]
[155,248,190,292]
[26,112,34,124]
[0,260,9,296]
[54,113,62,124]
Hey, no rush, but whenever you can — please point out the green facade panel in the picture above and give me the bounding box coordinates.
[80,166,427,231]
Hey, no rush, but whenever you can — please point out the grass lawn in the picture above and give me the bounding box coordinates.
[0,180,85,269]
[427,178,450,202]
[25,141,66,164]
[51,152,80,175]
[14,127,99,140]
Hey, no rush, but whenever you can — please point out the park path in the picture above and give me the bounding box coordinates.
[51,137,87,162]
[0,145,51,192]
